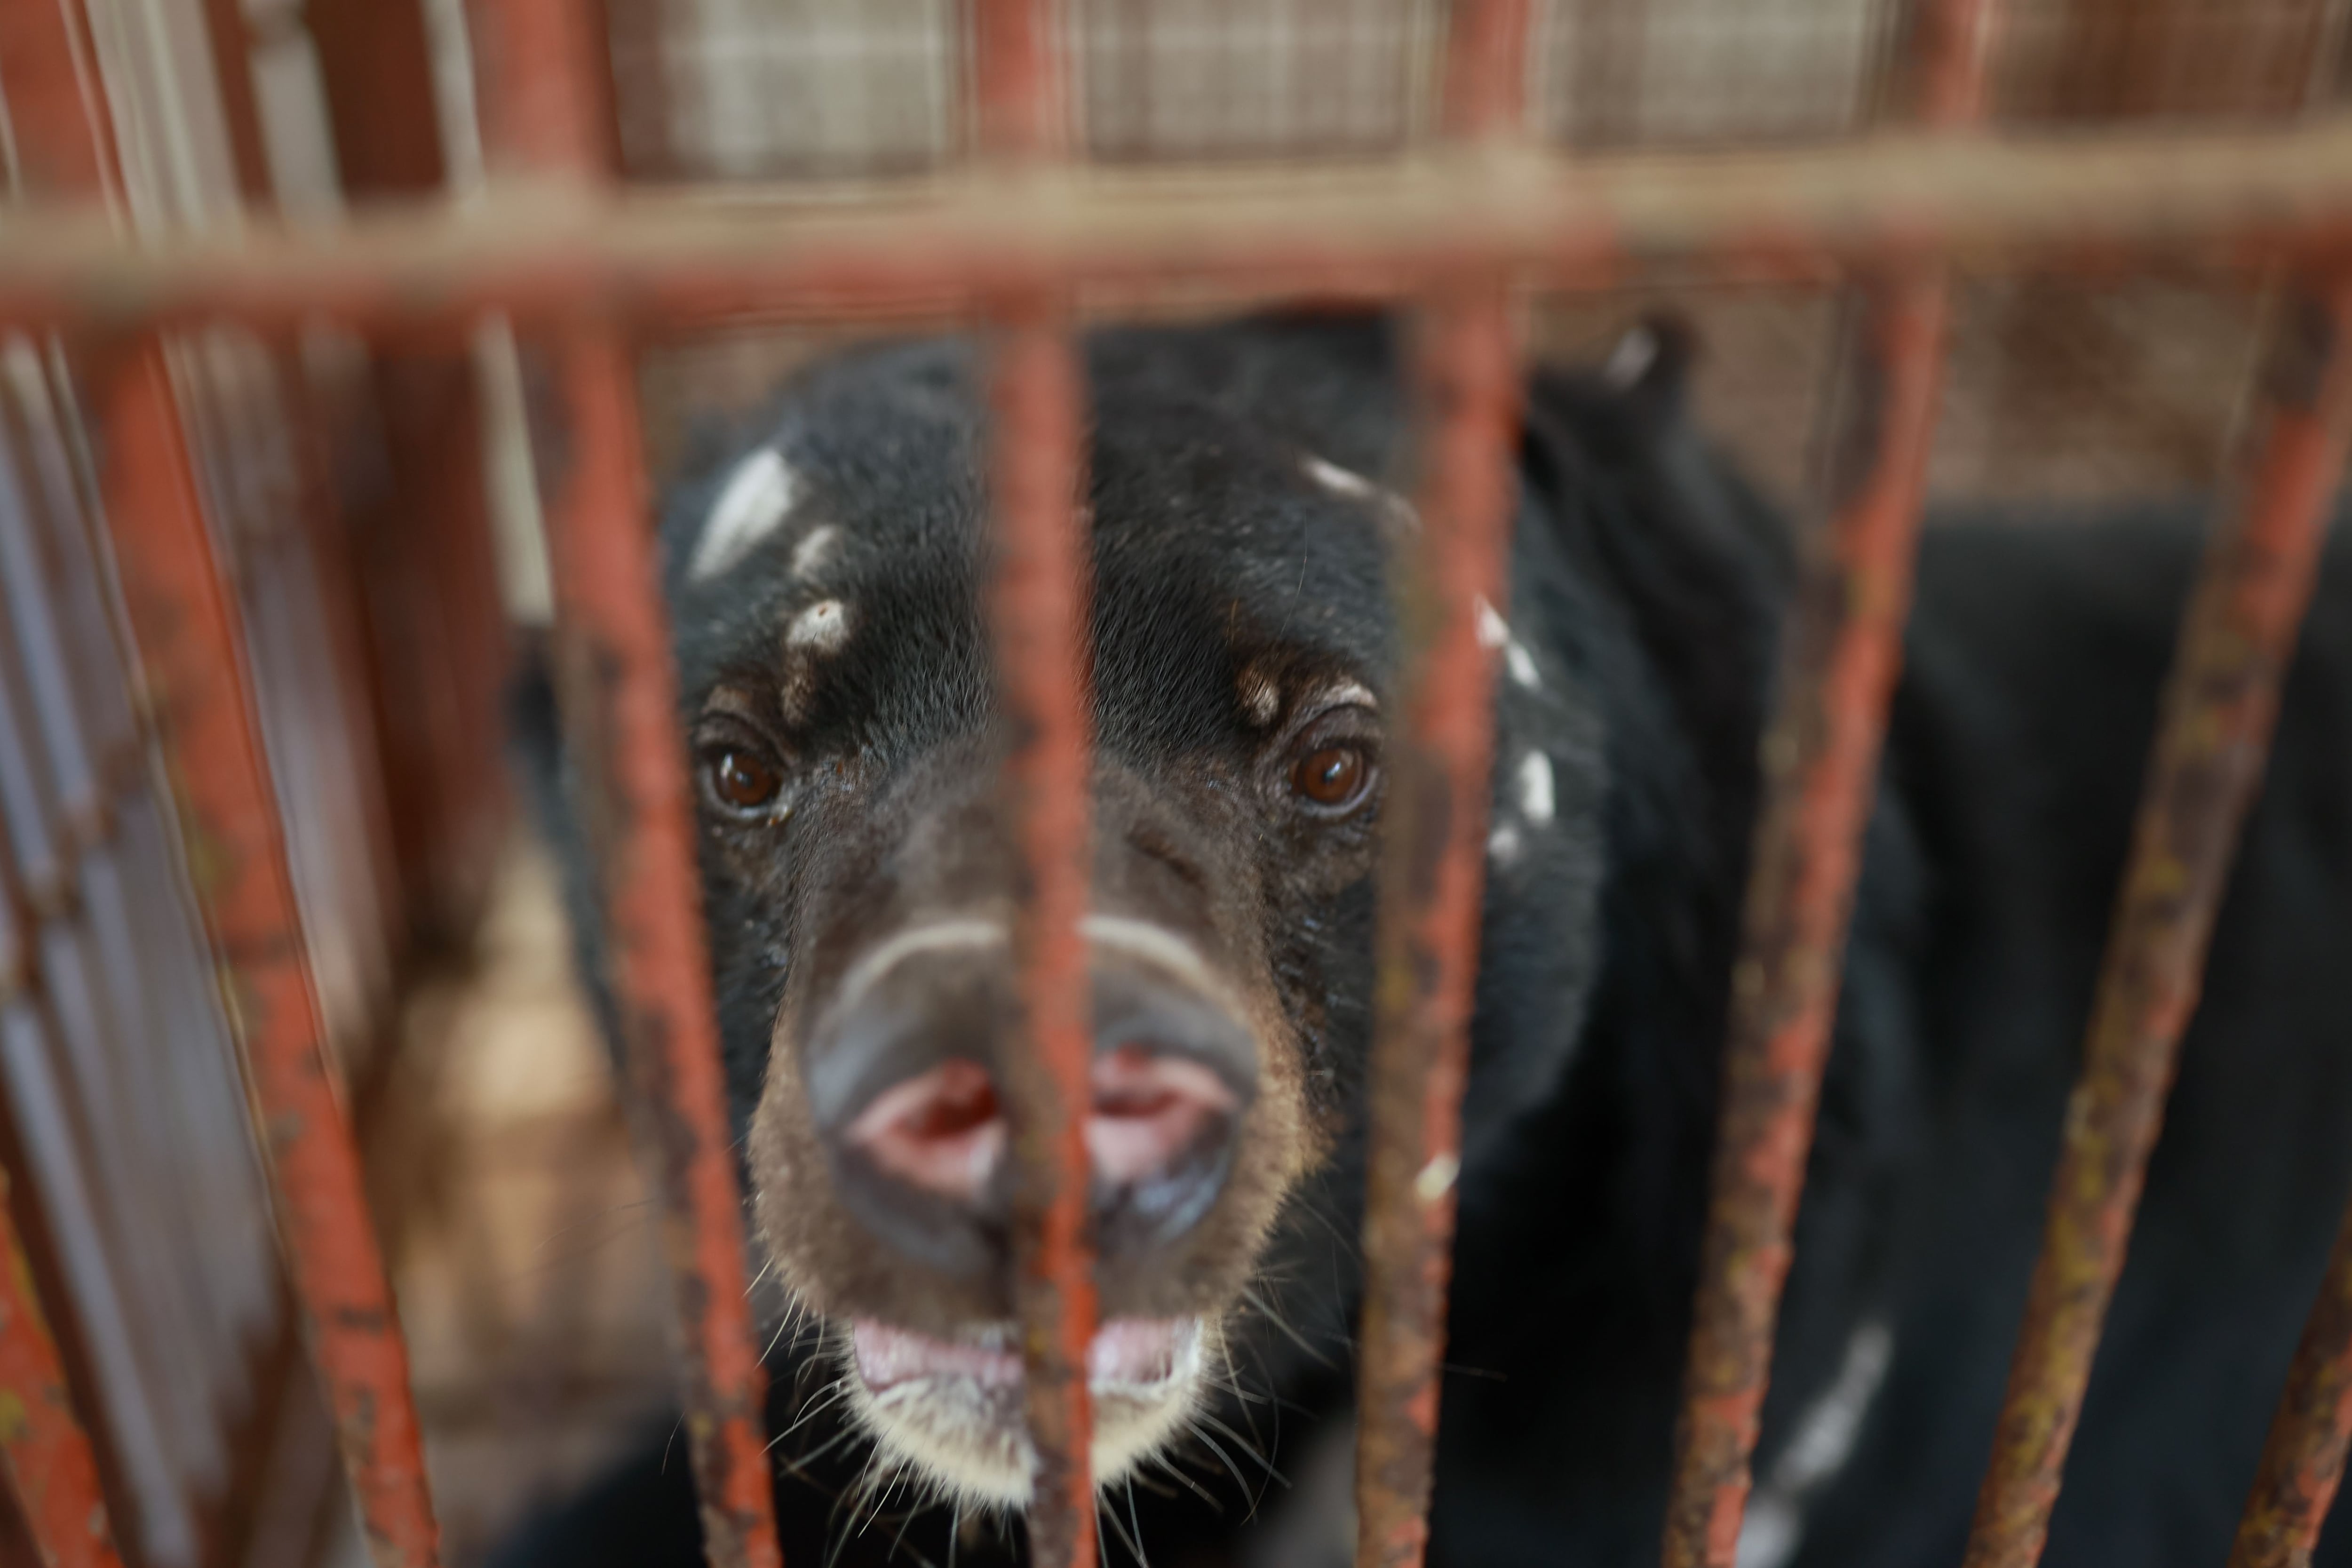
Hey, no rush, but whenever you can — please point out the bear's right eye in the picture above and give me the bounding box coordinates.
[702,746,785,819]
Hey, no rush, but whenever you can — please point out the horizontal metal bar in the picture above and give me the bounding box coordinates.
[1,123,2351,333]
[1961,282,2352,1568]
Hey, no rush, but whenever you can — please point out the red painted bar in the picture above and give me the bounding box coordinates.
[0,1165,125,1568]
[463,0,785,1564]
[2232,1185,2352,1568]
[0,2,443,1563]
[1350,7,1529,1567]
[969,5,1097,1565]
[1961,284,2352,1568]
[1659,3,1990,1563]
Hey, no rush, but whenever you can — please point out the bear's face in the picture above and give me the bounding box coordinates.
[651,331,1606,1512]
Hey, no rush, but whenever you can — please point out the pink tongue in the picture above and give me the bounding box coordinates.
[850,1318,1182,1392]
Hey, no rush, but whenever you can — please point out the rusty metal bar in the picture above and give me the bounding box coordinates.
[464,0,785,1565]
[1959,284,2352,1568]
[90,344,442,1568]
[1351,8,1529,1568]
[0,1,445,1562]
[969,6,1097,1565]
[0,1163,124,1568]
[1660,2,1990,1563]
[987,307,1099,1568]
[1,122,2351,334]
[2231,1187,2352,1568]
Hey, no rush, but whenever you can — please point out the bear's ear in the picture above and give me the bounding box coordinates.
[1598,312,1698,428]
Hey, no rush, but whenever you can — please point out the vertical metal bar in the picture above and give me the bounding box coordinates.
[1659,4,1991,1564]
[465,2,784,1565]
[0,1163,125,1568]
[1960,284,2352,1568]
[1350,8,1528,1568]
[90,346,443,1568]
[969,5,1095,1565]
[2231,1187,2352,1568]
[0,2,444,1563]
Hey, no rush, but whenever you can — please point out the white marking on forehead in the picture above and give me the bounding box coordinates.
[689,447,799,581]
[1238,667,1281,727]
[791,524,843,580]
[1301,454,1376,500]
[788,598,850,654]
[1517,752,1554,824]
[1605,324,1659,390]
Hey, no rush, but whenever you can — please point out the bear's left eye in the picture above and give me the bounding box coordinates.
[1290,743,1374,815]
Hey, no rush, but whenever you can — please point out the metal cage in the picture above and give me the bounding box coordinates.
[0,2,2349,1568]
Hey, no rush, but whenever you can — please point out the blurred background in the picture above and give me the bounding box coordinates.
[0,0,2344,1564]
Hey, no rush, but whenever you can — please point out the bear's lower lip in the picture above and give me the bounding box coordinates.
[850,1316,1191,1395]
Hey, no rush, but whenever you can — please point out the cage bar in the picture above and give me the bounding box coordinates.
[462,1,787,1564]
[1960,282,2352,1568]
[0,1163,124,1568]
[969,5,1100,1563]
[1660,1,1990,1562]
[1349,6,1529,1567]
[4,123,2352,336]
[2231,1182,2352,1568]
[0,2,444,1562]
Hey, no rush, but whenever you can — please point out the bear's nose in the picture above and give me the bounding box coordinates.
[805,931,1255,1276]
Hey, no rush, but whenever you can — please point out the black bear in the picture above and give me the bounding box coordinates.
[504,315,2352,1567]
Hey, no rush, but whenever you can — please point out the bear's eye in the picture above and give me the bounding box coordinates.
[1290,744,1373,814]
[702,746,785,818]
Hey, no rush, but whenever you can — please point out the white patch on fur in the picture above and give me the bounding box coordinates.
[1735,1319,1896,1568]
[1605,324,1659,390]
[787,598,850,654]
[842,1316,1212,1509]
[1414,1152,1459,1202]
[1487,822,1523,866]
[790,523,842,580]
[1476,597,1542,689]
[689,447,798,580]
[1239,666,1282,727]
[1302,453,1376,499]
[1517,752,1555,825]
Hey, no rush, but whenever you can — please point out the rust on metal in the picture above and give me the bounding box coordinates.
[89,342,443,1568]
[1350,8,1529,1563]
[985,308,1100,1568]
[465,0,784,1564]
[1659,268,1956,1568]
[1961,284,2352,1568]
[0,1166,125,1568]
[1,124,2352,334]
[970,6,1097,1565]
[0,0,444,1563]
[1350,279,1523,1568]
[2231,1188,2352,1568]
[1661,2,1989,1560]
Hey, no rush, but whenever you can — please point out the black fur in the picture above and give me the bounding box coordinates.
[502,315,2352,1567]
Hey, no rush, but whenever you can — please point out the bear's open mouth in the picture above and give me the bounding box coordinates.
[842,1315,1208,1506]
